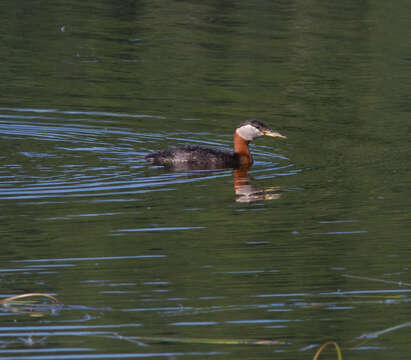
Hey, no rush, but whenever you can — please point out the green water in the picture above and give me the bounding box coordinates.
[0,1,410,359]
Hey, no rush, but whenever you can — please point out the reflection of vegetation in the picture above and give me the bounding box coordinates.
[3,288,411,357]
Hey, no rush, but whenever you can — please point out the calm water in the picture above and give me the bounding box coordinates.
[0,1,410,359]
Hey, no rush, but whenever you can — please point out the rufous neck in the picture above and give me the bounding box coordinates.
[234,132,253,166]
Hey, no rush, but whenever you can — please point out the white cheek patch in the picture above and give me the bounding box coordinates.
[236,124,264,141]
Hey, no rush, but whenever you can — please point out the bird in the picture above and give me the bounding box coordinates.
[144,119,286,170]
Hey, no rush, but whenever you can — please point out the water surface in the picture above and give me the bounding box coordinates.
[0,1,410,359]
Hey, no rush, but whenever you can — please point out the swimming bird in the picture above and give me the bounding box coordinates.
[145,119,286,169]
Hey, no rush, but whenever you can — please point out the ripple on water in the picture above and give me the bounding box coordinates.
[0,108,295,202]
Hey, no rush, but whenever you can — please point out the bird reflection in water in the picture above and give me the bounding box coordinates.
[233,167,281,203]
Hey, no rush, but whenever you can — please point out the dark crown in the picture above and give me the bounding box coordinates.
[236,119,270,132]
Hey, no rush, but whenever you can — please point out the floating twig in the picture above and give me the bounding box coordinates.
[1,293,62,306]
[313,341,342,360]
[1,293,62,317]
[110,334,288,346]
[356,321,411,342]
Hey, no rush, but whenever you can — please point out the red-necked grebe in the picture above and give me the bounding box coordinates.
[145,119,286,169]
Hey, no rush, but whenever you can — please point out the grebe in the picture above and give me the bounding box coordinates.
[145,119,286,169]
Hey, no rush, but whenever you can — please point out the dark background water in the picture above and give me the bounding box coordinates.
[0,1,410,359]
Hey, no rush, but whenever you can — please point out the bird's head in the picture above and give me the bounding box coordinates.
[235,119,286,141]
